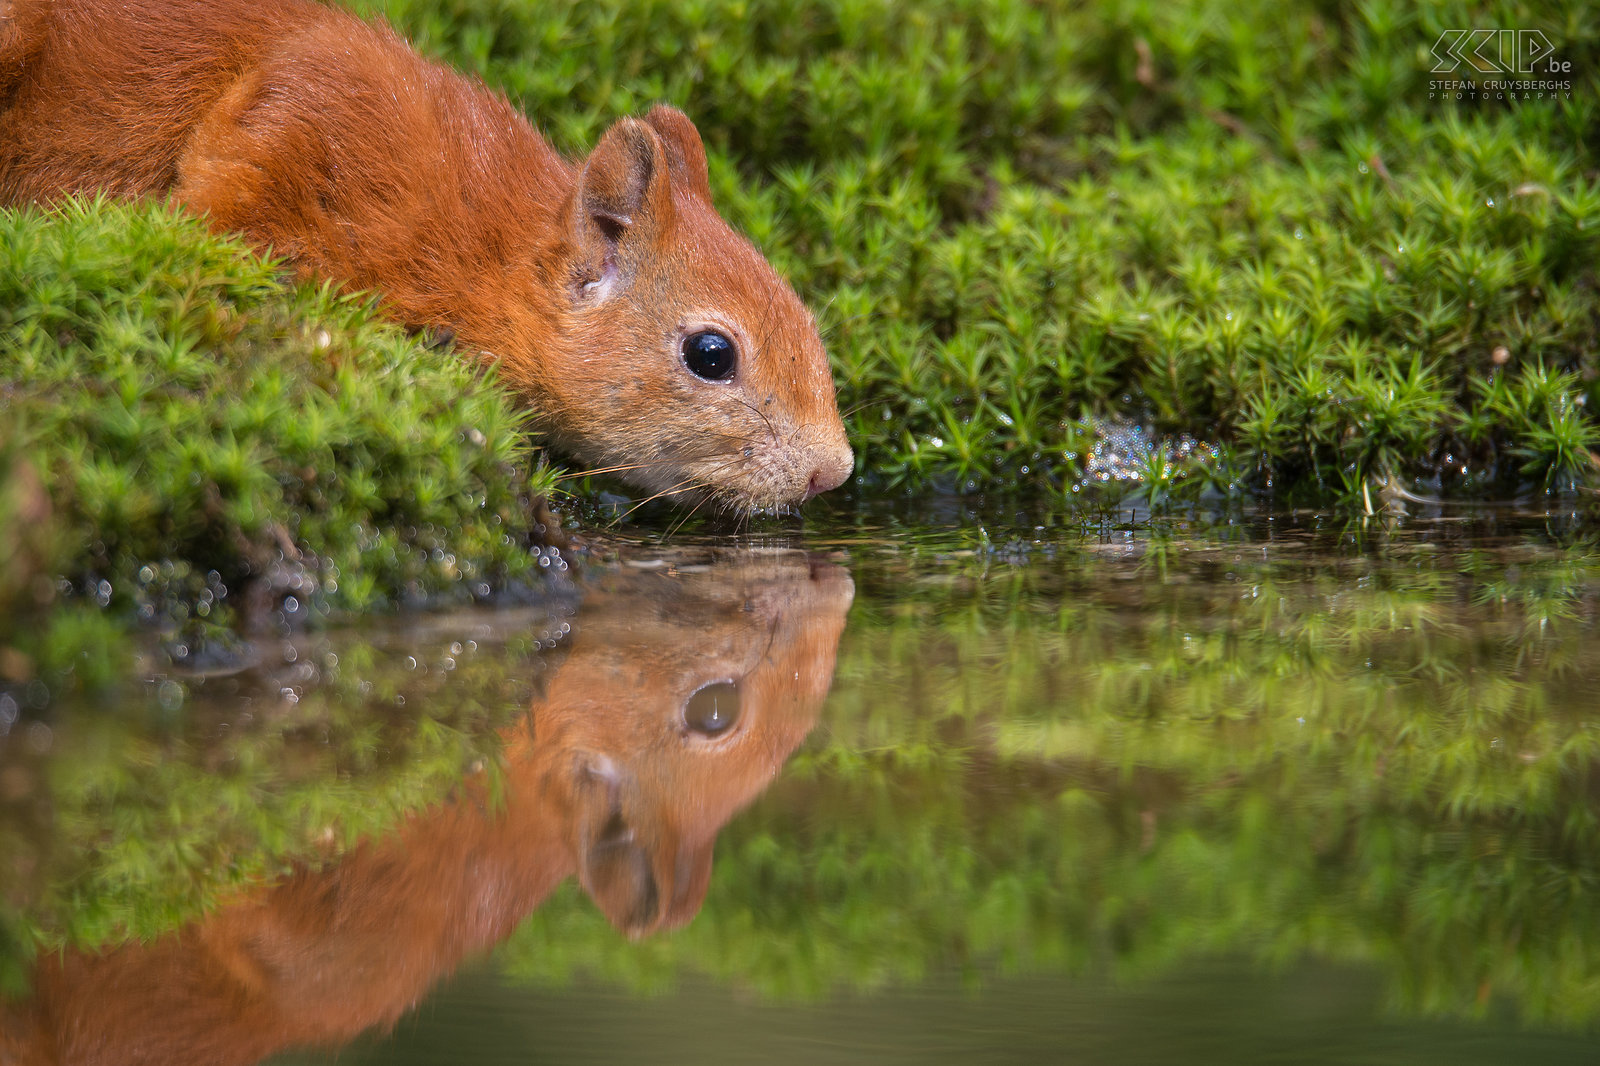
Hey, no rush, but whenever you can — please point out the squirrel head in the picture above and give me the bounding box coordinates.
[537,106,853,515]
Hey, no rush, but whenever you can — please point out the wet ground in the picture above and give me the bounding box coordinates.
[3,500,1600,1063]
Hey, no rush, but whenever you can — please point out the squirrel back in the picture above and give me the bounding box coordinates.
[0,0,854,511]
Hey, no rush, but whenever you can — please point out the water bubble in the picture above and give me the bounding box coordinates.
[25,721,52,754]
[157,680,184,712]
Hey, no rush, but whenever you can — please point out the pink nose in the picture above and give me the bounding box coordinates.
[804,454,853,499]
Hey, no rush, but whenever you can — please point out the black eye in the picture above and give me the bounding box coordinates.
[682,330,737,382]
[683,680,740,736]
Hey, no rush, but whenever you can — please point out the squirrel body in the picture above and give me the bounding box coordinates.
[0,0,853,510]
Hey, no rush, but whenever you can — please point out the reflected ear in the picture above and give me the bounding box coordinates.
[660,838,715,932]
[643,105,711,202]
[571,116,674,285]
[573,758,662,936]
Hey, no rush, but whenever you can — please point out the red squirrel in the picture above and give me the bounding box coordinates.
[0,555,854,1066]
[0,0,853,512]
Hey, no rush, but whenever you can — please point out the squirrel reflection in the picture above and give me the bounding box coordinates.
[2,554,853,1066]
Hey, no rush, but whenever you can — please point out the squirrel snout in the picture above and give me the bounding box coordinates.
[803,446,854,500]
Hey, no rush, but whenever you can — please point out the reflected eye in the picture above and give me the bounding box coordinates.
[683,680,740,736]
[682,330,737,382]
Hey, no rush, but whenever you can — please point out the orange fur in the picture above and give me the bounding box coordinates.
[0,0,853,511]
[0,557,854,1065]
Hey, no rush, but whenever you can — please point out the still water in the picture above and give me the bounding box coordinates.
[3,504,1599,1063]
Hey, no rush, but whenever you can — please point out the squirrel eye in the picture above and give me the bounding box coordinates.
[682,330,737,382]
[683,680,740,736]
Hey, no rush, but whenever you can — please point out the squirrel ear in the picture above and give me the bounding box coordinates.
[643,105,711,203]
[574,116,674,258]
[572,755,665,937]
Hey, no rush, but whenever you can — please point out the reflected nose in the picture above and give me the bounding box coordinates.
[804,447,854,499]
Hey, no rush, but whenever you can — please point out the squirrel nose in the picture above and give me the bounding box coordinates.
[804,449,854,500]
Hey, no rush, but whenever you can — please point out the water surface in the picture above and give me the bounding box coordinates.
[3,505,1599,1063]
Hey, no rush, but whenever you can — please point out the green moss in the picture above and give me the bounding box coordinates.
[363,0,1600,504]
[0,198,561,658]
[7,0,1600,653]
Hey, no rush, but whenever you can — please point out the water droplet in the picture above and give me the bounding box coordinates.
[25,721,52,753]
[157,680,184,712]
